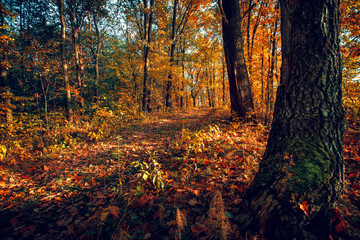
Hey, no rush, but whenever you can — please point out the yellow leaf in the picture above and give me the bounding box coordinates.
[0,145,6,161]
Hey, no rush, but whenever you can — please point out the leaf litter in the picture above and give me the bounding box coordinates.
[0,108,359,239]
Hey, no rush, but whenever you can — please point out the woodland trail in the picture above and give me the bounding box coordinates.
[0,108,359,240]
[0,108,243,240]
[120,108,221,151]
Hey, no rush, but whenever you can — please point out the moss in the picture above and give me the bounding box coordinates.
[281,137,335,205]
[285,138,331,187]
[253,137,335,206]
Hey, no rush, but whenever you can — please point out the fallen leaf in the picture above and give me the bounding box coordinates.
[108,206,120,218]
[100,211,109,222]
[189,198,198,206]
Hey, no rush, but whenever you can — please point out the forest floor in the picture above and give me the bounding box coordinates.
[0,108,359,240]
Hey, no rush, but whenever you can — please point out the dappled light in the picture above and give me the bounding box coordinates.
[0,0,359,239]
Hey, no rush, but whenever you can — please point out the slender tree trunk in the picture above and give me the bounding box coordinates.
[219,0,254,119]
[94,20,101,101]
[222,55,226,105]
[0,3,12,128]
[192,95,196,108]
[58,0,72,122]
[165,0,178,109]
[246,0,252,60]
[73,30,84,108]
[180,40,185,109]
[248,1,263,74]
[0,60,12,126]
[142,0,154,113]
[239,1,344,239]
[94,52,99,99]
[89,12,101,101]
[265,16,279,125]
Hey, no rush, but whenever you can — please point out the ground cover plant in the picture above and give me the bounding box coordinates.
[0,108,359,239]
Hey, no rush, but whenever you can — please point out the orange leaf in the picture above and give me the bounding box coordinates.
[299,201,310,217]
[108,206,120,218]
[331,209,347,233]
[100,211,109,222]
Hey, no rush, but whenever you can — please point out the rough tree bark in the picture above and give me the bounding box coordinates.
[239,0,344,239]
[219,0,254,119]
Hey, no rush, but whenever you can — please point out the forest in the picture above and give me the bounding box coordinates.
[0,0,359,239]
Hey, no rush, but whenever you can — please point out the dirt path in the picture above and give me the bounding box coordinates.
[0,108,228,240]
[120,108,221,151]
[1,108,358,240]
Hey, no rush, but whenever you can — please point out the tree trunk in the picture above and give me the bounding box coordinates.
[73,30,84,108]
[239,1,344,239]
[222,55,226,105]
[142,0,154,113]
[0,3,12,128]
[248,1,263,74]
[0,61,12,126]
[265,17,279,125]
[93,19,101,102]
[219,0,254,119]
[165,0,178,110]
[58,0,72,122]
[89,11,101,102]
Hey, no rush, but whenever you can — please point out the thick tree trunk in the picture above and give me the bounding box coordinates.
[219,0,254,119]
[239,0,344,239]
[58,0,72,122]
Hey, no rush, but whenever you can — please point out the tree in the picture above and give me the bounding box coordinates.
[142,0,154,113]
[67,0,90,109]
[57,0,73,122]
[165,0,194,109]
[218,0,254,119]
[239,0,344,239]
[87,0,108,101]
[341,0,360,126]
[0,1,14,128]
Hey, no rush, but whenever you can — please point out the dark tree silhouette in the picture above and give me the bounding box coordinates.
[239,0,345,239]
[218,0,254,119]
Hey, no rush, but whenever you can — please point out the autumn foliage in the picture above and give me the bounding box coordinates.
[0,0,359,239]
